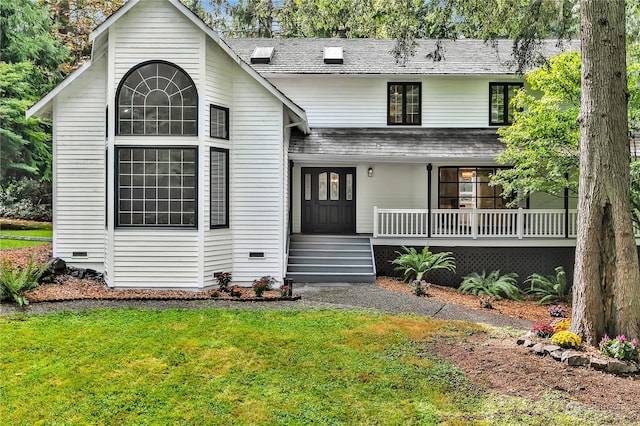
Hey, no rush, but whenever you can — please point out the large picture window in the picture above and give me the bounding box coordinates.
[387,82,421,125]
[116,147,197,227]
[489,82,523,126]
[438,167,525,210]
[210,148,229,228]
[117,61,198,135]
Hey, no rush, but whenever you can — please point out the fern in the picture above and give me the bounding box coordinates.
[525,266,570,304]
[390,246,456,284]
[0,257,51,307]
[458,270,522,301]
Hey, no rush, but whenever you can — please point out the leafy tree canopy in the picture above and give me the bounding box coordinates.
[492,52,581,201]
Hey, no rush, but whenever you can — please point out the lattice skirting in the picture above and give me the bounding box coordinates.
[374,245,576,289]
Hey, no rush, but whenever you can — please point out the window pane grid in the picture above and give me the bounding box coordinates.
[118,148,196,227]
[210,105,229,139]
[388,82,421,125]
[210,148,228,228]
[117,62,198,135]
[490,83,522,125]
[438,166,518,210]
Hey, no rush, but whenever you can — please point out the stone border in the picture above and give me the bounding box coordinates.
[517,338,639,375]
[25,295,302,303]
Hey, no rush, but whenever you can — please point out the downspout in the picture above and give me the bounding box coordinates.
[427,163,433,238]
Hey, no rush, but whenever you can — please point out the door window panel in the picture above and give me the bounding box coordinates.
[330,172,339,200]
[318,172,327,201]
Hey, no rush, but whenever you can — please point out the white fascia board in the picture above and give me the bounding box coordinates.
[165,0,309,133]
[87,0,308,132]
[26,60,93,119]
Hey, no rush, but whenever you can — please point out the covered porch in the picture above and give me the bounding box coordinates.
[374,207,579,239]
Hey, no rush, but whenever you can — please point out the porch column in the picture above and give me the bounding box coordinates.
[564,174,569,238]
[427,163,432,238]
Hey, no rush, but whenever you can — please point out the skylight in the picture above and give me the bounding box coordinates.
[250,46,275,64]
[323,47,343,64]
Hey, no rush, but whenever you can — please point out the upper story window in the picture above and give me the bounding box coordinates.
[489,82,523,126]
[387,82,421,125]
[117,61,198,136]
[210,105,229,139]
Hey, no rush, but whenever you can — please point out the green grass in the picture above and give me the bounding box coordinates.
[0,224,52,250]
[0,229,52,238]
[0,309,625,425]
[0,239,49,250]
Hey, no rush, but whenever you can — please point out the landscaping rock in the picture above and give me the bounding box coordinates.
[550,350,564,361]
[589,357,608,371]
[531,343,546,355]
[561,350,590,367]
[543,345,561,353]
[606,360,639,375]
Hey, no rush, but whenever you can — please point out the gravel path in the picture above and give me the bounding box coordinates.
[0,282,533,329]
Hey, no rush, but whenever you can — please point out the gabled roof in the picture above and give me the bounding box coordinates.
[225,38,578,76]
[289,128,504,163]
[28,0,308,132]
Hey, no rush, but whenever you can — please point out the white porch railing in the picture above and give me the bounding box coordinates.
[373,207,581,239]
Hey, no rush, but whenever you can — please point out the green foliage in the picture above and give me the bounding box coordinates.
[492,52,581,204]
[414,0,579,71]
[0,63,54,185]
[0,178,52,221]
[599,334,639,361]
[525,266,570,304]
[391,246,456,283]
[458,270,522,301]
[551,330,582,349]
[630,161,640,230]
[0,257,51,306]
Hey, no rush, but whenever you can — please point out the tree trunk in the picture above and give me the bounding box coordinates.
[572,0,640,345]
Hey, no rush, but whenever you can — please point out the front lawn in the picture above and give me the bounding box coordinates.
[0,309,619,425]
[0,220,52,250]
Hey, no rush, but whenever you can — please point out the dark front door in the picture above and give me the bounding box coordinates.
[302,167,356,233]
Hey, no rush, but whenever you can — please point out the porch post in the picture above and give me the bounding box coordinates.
[427,163,432,238]
[564,175,569,238]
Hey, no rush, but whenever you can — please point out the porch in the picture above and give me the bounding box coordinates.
[374,207,581,239]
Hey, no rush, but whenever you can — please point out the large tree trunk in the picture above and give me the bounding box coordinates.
[572,0,640,346]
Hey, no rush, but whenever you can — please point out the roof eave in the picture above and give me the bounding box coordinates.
[27,60,94,119]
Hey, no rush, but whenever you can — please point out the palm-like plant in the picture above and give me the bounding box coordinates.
[525,266,570,304]
[391,246,456,283]
[458,270,522,301]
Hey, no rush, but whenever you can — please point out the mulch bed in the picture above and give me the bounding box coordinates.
[1,245,298,303]
[376,276,568,323]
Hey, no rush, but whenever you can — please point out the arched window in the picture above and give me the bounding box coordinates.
[117,61,198,135]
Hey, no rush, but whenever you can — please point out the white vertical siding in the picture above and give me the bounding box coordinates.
[112,0,203,87]
[53,58,106,266]
[268,75,522,128]
[231,72,285,284]
[203,39,234,285]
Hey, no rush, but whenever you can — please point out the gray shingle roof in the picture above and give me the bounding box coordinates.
[289,128,504,160]
[224,38,577,75]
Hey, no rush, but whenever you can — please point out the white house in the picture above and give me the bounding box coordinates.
[29,0,582,289]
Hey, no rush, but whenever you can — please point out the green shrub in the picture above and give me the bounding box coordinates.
[0,178,52,221]
[0,257,51,306]
[391,246,456,283]
[525,266,570,304]
[458,270,522,301]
